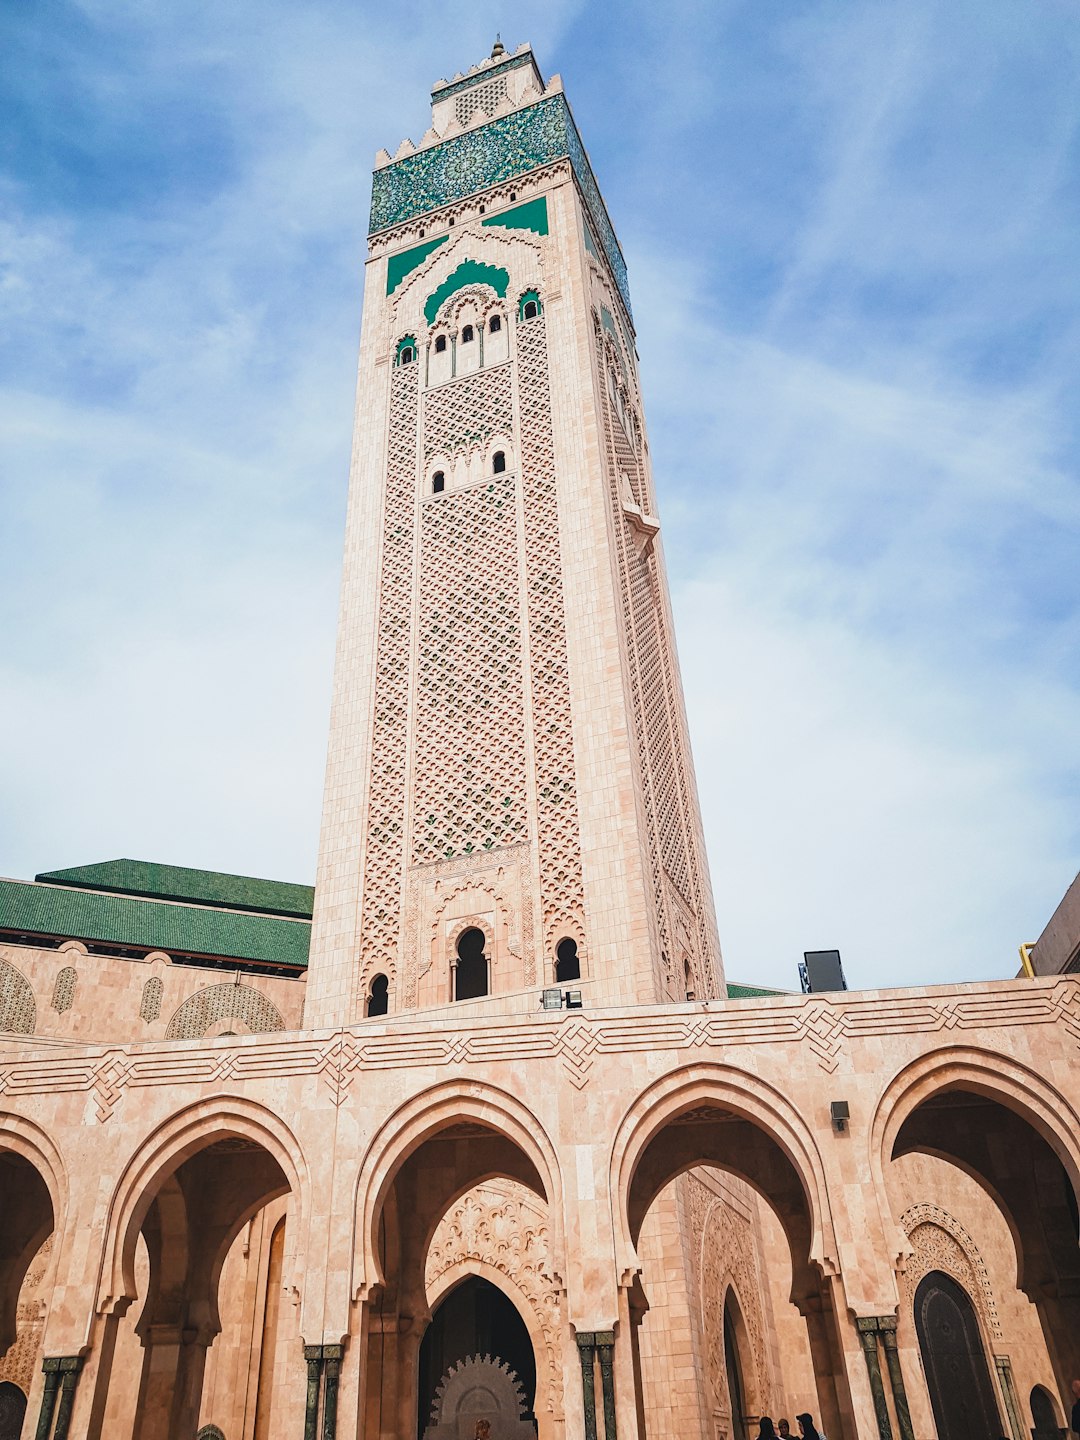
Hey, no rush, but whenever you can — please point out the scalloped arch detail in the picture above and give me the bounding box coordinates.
[425,261,509,325]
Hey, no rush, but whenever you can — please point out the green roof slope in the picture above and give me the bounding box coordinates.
[0,879,310,968]
[35,860,314,919]
[725,981,791,1000]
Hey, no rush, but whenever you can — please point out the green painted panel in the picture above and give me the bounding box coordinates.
[424,260,509,325]
[385,236,448,296]
[36,859,313,918]
[725,982,792,999]
[481,196,549,236]
[1,879,310,968]
[369,95,632,319]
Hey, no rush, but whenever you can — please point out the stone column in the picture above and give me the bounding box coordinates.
[799,1293,847,1440]
[575,1333,598,1440]
[856,1319,893,1440]
[322,1344,343,1440]
[595,1332,616,1440]
[34,1359,62,1440]
[877,1320,913,1440]
[50,1358,84,1440]
[304,1345,324,1440]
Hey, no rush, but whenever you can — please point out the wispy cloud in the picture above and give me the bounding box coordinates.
[2,0,1078,990]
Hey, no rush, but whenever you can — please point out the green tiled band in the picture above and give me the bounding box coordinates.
[370,96,631,318]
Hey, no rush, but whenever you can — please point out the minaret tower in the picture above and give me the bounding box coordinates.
[306,42,722,1027]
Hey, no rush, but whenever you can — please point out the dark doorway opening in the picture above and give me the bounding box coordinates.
[0,1382,27,1440]
[723,1295,749,1440]
[367,973,389,1017]
[417,1275,536,1440]
[914,1270,1002,1440]
[454,929,488,1001]
[555,937,580,983]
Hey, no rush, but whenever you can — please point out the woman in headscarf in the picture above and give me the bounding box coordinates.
[796,1415,823,1440]
[755,1422,777,1439]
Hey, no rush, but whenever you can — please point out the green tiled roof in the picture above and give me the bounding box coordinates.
[725,982,790,1000]
[35,860,314,919]
[0,879,310,969]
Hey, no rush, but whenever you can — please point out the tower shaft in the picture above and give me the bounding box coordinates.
[306,46,721,1026]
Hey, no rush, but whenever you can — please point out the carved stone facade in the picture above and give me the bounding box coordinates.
[307,42,722,1027]
[1,38,1077,1440]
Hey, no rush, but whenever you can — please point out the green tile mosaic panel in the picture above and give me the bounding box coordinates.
[424,260,509,325]
[481,196,549,236]
[386,236,448,295]
[370,95,631,318]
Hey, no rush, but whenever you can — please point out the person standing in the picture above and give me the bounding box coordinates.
[796,1415,824,1440]
[776,1422,791,1438]
[1070,1378,1080,1435]
[755,1422,777,1439]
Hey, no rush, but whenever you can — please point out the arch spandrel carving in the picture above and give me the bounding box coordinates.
[425,1180,563,1416]
[899,1202,1002,1341]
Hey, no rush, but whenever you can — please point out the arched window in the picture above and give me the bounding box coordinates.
[366,974,389,1017]
[684,959,695,1002]
[519,289,542,322]
[461,324,474,343]
[396,336,417,366]
[555,937,580,983]
[434,335,447,353]
[454,928,488,1001]
[432,471,445,494]
[1030,1385,1062,1437]
[492,451,506,474]
[489,315,502,333]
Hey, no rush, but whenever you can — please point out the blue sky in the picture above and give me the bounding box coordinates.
[2,0,1078,990]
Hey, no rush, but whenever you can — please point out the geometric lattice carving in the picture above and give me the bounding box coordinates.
[51,966,76,1015]
[0,961,35,1035]
[139,975,163,1023]
[164,984,284,1040]
[686,1173,772,1424]
[359,362,419,990]
[195,1428,225,1440]
[413,474,527,862]
[900,1203,1003,1341]
[424,363,513,460]
[454,77,509,127]
[426,1180,561,1413]
[0,1235,50,1397]
[596,316,716,1000]
[517,317,585,946]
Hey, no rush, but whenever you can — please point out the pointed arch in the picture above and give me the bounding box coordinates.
[352,1079,564,1303]
[96,1096,309,1316]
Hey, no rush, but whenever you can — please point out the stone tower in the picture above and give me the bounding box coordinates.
[306,42,722,1029]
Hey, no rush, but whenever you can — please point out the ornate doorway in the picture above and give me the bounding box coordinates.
[914,1270,1002,1440]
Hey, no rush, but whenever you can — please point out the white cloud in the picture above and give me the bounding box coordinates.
[2,1,1078,997]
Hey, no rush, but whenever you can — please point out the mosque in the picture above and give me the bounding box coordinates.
[0,40,1077,1440]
